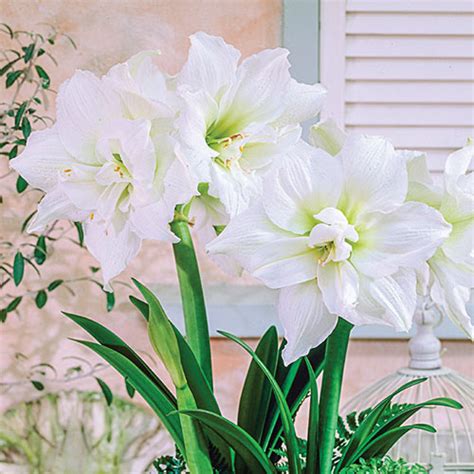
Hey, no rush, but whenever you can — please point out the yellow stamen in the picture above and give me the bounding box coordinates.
[89,212,94,220]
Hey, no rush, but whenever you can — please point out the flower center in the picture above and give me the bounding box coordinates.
[308,207,359,265]
[208,133,246,169]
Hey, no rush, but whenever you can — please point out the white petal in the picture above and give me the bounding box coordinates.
[317,261,359,316]
[443,219,474,267]
[352,269,417,331]
[430,260,474,339]
[400,150,443,208]
[263,141,343,234]
[208,162,261,218]
[239,124,300,172]
[84,221,141,289]
[28,187,88,232]
[430,250,473,295]
[352,202,451,278]
[273,79,327,128]
[60,179,104,211]
[339,135,407,217]
[56,70,122,162]
[207,204,317,288]
[131,202,178,243]
[444,140,473,185]
[309,119,346,156]
[441,142,474,222]
[279,281,338,365]
[10,127,73,192]
[219,48,290,129]
[162,157,198,210]
[178,32,240,97]
[176,89,219,181]
[97,118,156,185]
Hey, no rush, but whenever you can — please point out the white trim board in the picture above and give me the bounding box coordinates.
[150,284,470,340]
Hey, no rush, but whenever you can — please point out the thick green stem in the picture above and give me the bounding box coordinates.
[171,206,213,388]
[318,318,353,474]
[176,384,213,473]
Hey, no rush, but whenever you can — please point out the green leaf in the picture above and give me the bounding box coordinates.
[125,378,136,398]
[358,424,436,461]
[0,58,19,76]
[219,331,301,474]
[35,290,48,309]
[0,309,7,323]
[129,295,149,321]
[263,341,326,458]
[9,145,19,160]
[31,380,44,391]
[180,409,276,474]
[336,378,427,470]
[13,251,25,286]
[74,222,84,246]
[62,312,176,405]
[6,70,22,88]
[47,279,63,291]
[35,65,50,88]
[34,236,47,265]
[15,101,27,128]
[304,359,319,474]
[74,339,184,453]
[6,296,22,313]
[105,291,115,312]
[95,377,113,406]
[236,326,278,473]
[23,43,35,62]
[21,117,31,140]
[16,175,28,193]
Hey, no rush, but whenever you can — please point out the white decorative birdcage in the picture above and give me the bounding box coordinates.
[343,297,474,473]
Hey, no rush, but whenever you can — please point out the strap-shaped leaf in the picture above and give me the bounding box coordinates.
[73,340,184,453]
[356,423,436,461]
[129,295,149,321]
[264,341,326,457]
[237,326,278,470]
[371,397,462,442]
[336,377,427,469]
[219,331,301,474]
[180,409,276,474]
[63,312,175,405]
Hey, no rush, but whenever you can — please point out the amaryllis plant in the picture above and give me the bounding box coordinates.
[10,33,472,473]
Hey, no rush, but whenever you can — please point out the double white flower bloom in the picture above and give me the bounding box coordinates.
[404,142,474,339]
[11,53,194,288]
[177,32,326,226]
[208,134,451,363]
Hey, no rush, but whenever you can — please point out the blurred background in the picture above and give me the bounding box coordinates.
[0,0,473,470]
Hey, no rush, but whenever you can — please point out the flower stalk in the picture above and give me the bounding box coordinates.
[318,317,353,473]
[171,204,213,388]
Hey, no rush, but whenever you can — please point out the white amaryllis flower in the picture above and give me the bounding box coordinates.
[176,32,326,221]
[312,120,474,339]
[11,55,195,288]
[208,137,451,363]
[403,142,474,339]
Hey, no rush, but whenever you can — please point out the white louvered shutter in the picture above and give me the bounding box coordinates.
[320,0,474,173]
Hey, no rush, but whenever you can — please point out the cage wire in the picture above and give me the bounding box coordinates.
[342,297,473,473]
